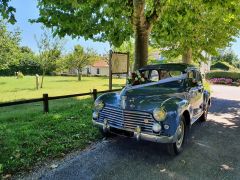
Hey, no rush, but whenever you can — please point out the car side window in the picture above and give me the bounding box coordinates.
[187,70,197,87]
[149,70,159,82]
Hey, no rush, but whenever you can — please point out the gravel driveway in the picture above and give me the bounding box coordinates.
[29,85,240,180]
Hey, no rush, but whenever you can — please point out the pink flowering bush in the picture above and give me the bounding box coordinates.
[209,78,233,85]
[209,78,240,86]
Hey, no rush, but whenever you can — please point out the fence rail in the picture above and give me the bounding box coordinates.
[0,88,122,113]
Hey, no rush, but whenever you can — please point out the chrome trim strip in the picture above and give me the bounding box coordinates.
[93,120,176,143]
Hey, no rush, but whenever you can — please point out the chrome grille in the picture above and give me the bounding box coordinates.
[98,106,155,133]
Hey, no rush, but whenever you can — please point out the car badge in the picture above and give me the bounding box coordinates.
[129,98,135,103]
[144,119,149,124]
[121,96,127,109]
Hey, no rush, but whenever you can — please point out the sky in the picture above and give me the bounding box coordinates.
[6,0,240,57]
[7,0,110,54]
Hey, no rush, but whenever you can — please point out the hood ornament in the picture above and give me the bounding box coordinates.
[121,96,127,109]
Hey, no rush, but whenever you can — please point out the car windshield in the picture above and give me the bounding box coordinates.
[140,69,183,82]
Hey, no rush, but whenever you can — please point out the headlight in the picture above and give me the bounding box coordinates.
[94,100,104,111]
[153,107,167,122]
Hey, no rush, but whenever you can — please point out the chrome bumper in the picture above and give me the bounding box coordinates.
[93,119,177,143]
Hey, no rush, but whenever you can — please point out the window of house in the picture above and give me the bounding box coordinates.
[97,68,100,75]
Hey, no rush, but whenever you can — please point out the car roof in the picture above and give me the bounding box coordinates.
[139,63,197,72]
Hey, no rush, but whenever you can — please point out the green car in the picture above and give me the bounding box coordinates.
[92,63,211,155]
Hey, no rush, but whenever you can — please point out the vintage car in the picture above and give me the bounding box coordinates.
[92,63,211,155]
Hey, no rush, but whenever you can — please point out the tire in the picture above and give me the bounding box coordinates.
[167,116,187,156]
[200,103,209,122]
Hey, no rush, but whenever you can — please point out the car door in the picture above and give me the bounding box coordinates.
[187,70,203,119]
[194,71,204,116]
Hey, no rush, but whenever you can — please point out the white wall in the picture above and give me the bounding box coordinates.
[82,66,109,76]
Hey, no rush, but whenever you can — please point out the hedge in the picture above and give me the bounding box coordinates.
[206,71,240,81]
[210,61,236,71]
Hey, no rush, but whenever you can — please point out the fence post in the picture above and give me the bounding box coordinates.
[93,89,97,101]
[43,94,49,113]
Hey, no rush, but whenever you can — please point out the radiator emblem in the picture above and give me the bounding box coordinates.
[144,119,149,124]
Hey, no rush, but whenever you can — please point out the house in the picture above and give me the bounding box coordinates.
[82,60,109,76]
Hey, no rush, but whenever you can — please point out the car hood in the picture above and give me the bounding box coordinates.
[99,85,185,112]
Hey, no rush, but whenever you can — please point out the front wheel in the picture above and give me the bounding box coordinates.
[200,103,209,122]
[167,116,187,155]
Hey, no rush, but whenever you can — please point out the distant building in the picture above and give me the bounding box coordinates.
[82,60,109,76]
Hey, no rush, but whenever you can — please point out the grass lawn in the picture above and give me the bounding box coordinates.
[0,76,125,102]
[0,76,125,177]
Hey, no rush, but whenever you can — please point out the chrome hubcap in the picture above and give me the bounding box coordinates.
[176,121,185,149]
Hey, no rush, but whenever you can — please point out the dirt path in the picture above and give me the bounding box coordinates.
[27,85,240,180]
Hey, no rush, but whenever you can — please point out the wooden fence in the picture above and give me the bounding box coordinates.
[0,88,122,113]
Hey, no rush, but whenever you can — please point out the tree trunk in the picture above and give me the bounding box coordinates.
[133,0,150,70]
[40,70,45,88]
[77,69,82,81]
[134,30,149,70]
[182,48,193,64]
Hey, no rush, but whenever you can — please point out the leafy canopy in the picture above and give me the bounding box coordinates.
[0,0,16,24]
[0,20,21,69]
[62,45,96,71]
[151,0,240,62]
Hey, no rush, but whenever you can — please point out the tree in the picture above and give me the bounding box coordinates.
[2,0,240,68]
[30,0,169,70]
[212,49,239,66]
[113,39,160,70]
[35,28,64,88]
[151,0,240,64]
[61,45,96,81]
[0,0,16,24]
[0,20,21,69]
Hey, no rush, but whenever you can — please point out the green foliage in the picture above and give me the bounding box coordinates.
[59,45,96,80]
[206,71,240,81]
[35,27,65,87]
[33,1,135,47]
[35,28,64,73]
[0,0,16,24]
[212,49,239,66]
[211,61,236,71]
[0,21,21,69]
[0,164,3,174]
[151,0,240,62]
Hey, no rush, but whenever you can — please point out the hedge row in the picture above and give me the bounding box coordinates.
[210,61,236,71]
[206,71,240,81]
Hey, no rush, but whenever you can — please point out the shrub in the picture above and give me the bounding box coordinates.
[209,78,233,85]
[211,61,236,71]
[206,71,240,81]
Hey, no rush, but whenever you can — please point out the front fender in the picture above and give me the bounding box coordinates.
[160,97,190,137]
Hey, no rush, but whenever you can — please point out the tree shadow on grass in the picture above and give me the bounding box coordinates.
[103,83,125,88]
[7,87,36,92]
[0,82,6,85]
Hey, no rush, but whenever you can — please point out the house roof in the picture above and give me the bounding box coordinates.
[92,60,109,68]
